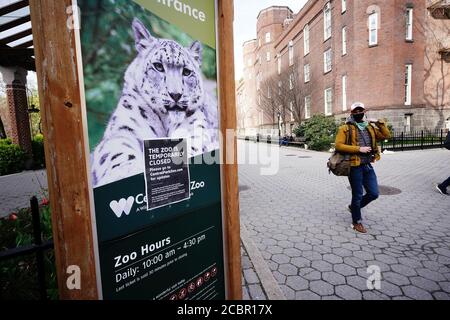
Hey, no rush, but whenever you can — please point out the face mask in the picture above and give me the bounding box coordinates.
[353,113,365,123]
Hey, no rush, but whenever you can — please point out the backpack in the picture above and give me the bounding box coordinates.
[444,131,450,150]
[327,125,352,177]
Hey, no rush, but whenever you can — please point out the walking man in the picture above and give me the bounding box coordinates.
[335,102,391,233]
[436,130,450,195]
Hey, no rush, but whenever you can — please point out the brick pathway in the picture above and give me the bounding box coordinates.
[239,141,450,300]
[0,170,48,218]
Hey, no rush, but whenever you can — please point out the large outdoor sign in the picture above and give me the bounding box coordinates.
[77,0,225,300]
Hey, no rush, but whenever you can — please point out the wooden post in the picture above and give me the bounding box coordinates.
[29,0,240,301]
[218,0,242,300]
[29,0,98,300]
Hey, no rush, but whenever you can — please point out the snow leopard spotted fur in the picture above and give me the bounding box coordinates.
[91,18,218,188]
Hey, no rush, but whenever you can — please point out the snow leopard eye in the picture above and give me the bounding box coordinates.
[182,68,192,77]
[153,62,165,72]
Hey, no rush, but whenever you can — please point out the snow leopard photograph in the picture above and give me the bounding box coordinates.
[80,0,220,188]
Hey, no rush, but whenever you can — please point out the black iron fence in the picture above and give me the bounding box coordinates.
[0,197,54,300]
[380,129,449,151]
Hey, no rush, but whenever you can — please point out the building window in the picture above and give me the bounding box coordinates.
[406,8,413,41]
[259,111,264,126]
[304,64,311,83]
[342,26,347,55]
[258,37,261,48]
[247,58,252,67]
[324,48,332,73]
[278,81,282,95]
[305,96,311,119]
[405,64,412,106]
[342,75,347,111]
[257,73,261,91]
[265,32,271,43]
[342,0,346,13]
[248,73,252,80]
[324,2,332,41]
[267,52,271,62]
[369,12,378,46]
[404,114,412,132]
[277,54,281,75]
[304,24,310,56]
[325,88,333,115]
[267,86,271,99]
[289,41,294,66]
[289,73,294,90]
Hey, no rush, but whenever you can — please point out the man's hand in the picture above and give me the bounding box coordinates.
[360,147,372,153]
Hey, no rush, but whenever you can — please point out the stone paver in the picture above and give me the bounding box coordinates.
[0,170,47,218]
[239,141,450,300]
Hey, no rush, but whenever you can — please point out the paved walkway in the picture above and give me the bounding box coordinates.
[239,141,450,300]
[0,170,48,218]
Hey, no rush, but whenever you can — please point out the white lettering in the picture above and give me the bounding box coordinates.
[156,0,206,22]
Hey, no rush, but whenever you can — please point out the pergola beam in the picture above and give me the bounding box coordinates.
[0,15,31,33]
[0,0,29,16]
[0,28,32,45]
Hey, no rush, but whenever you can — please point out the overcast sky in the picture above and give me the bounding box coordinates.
[233,0,307,80]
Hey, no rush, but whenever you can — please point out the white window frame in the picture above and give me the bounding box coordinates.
[265,32,271,43]
[305,95,311,119]
[342,0,346,13]
[267,52,271,62]
[289,73,294,90]
[267,86,271,99]
[256,73,261,91]
[406,8,413,41]
[369,12,378,46]
[324,2,332,41]
[324,48,332,73]
[342,26,347,55]
[324,88,333,115]
[405,64,412,106]
[342,75,347,111]
[304,64,310,83]
[247,58,252,67]
[304,24,310,56]
[278,81,282,95]
[289,40,294,66]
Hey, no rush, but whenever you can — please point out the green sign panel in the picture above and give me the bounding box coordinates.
[78,0,225,300]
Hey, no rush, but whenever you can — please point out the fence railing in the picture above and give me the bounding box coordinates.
[380,129,448,151]
[0,197,54,300]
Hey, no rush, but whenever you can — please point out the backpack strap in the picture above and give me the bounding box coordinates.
[346,124,352,146]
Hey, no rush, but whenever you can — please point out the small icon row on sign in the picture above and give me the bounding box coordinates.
[169,267,218,300]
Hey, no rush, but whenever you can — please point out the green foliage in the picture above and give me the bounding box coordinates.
[301,114,338,151]
[293,122,306,138]
[79,0,217,150]
[32,134,46,169]
[0,140,27,175]
[0,203,58,300]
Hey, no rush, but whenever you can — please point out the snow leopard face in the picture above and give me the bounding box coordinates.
[125,18,205,117]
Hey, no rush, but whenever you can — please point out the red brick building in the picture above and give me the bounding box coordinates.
[238,0,450,135]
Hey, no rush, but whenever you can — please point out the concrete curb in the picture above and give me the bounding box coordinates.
[240,223,286,300]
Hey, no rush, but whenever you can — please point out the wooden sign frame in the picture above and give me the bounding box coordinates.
[29,0,240,300]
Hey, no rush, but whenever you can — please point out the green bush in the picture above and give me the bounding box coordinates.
[301,114,338,151]
[32,134,46,169]
[293,122,306,137]
[0,203,58,300]
[0,140,27,175]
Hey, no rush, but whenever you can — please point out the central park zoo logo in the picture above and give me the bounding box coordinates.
[109,181,206,218]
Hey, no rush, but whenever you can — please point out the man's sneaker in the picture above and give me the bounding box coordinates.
[351,223,367,234]
[436,184,448,195]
